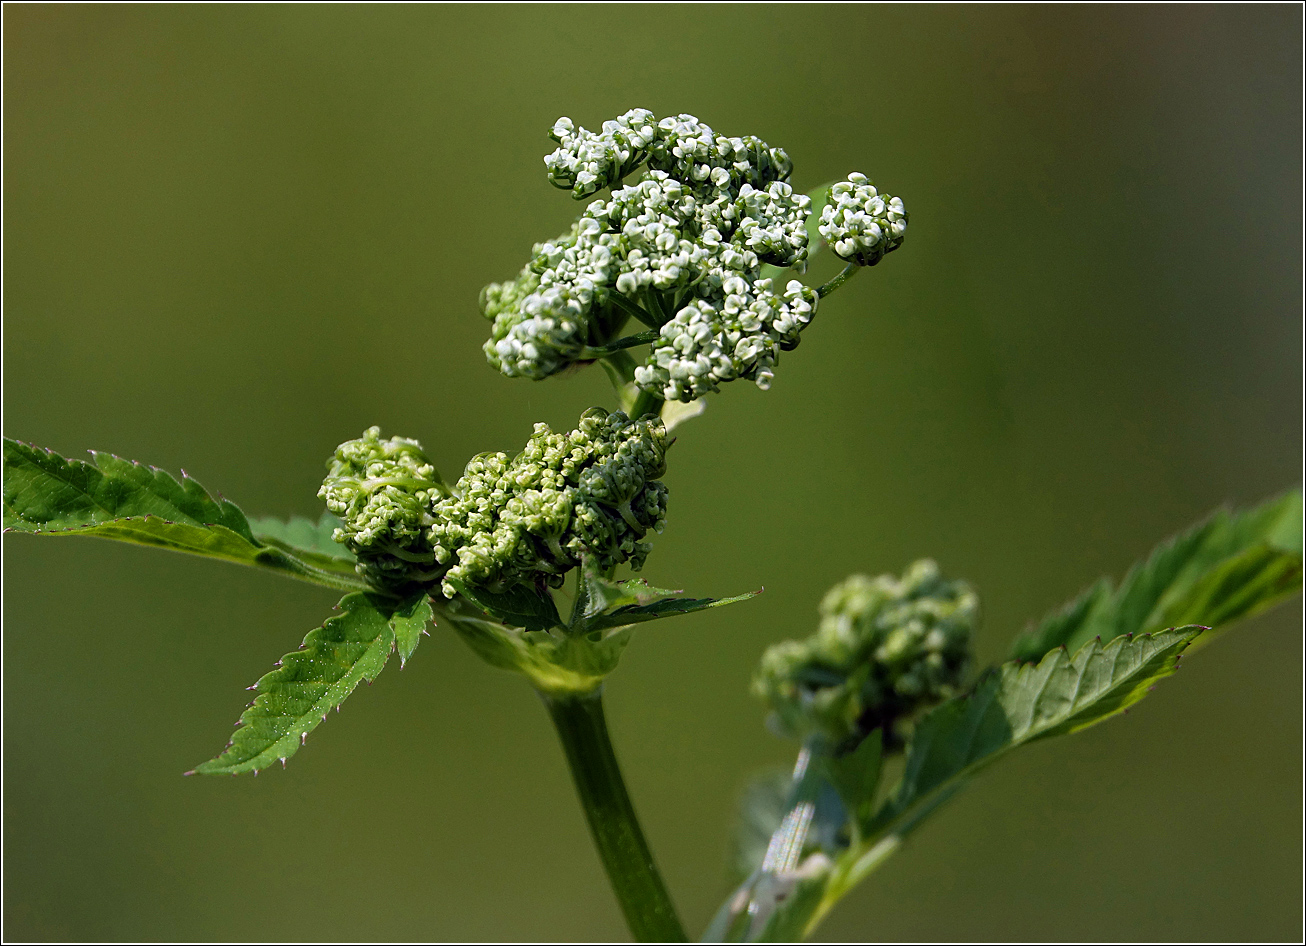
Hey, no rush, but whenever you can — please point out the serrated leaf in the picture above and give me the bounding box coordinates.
[392,594,433,667]
[882,628,1200,825]
[191,591,431,775]
[445,577,563,632]
[579,572,664,622]
[5,438,257,541]
[1010,490,1303,661]
[3,439,369,592]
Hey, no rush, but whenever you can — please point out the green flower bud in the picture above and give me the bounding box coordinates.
[430,408,670,597]
[753,559,975,749]
[817,172,908,267]
[318,427,449,590]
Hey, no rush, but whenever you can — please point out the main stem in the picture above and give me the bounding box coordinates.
[542,689,688,942]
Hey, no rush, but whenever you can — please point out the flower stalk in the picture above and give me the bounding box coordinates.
[542,689,688,942]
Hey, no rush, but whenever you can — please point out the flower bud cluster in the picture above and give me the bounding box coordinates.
[817,173,908,267]
[318,427,448,590]
[484,109,826,401]
[754,559,975,749]
[430,408,669,597]
[321,412,671,597]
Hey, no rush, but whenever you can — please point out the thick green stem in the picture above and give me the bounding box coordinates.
[542,690,688,942]
[629,388,665,421]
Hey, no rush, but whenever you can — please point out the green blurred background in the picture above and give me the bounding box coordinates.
[4,5,1301,941]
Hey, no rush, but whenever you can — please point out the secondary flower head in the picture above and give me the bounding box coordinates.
[321,412,671,598]
[754,559,975,749]
[482,109,824,402]
[318,427,448,589]
[429,408,670,597]
[817,173,908,267]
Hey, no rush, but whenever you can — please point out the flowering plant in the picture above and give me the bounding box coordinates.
[5,110,1299,942]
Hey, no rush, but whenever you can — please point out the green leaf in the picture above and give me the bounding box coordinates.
[569,564,682,628]
[582,586,761,633]
[819,731,884,834]
[1010,490,1303,661]
[191,591,432,775]
[392,593,433,668]
[446,567,757,693]
[881,628,1200,829]
[445,577,563,632]
[563,561,759,634]
[5,438,257,541]
[3,439,370,592]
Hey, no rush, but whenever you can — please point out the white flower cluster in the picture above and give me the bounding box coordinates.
[544,109,792,200]
[483,110,823,401]
[635,275,818,402]
[545,109,660,199]
[481,222,622,380]
[817,173,908,267]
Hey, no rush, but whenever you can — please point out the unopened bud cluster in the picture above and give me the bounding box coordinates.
[318,427,448,589]
[817,173,908,267]
[754,559,975,749]
[483,109,826,402]
[320,410,669,597]
[430,408,668,596]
